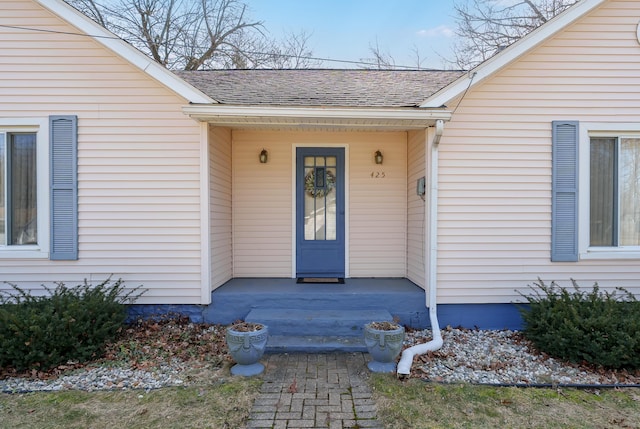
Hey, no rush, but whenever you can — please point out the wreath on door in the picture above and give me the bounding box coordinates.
[305,169,336,198]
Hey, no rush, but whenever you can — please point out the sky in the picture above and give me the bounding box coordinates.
[243,0,458,69]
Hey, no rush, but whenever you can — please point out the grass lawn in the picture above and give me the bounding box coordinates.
[2,374,638,428]
[371,374,640,429]
[0,377,262,429]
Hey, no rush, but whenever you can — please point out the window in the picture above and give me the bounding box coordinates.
[590,137,640,247]
[552,121,640,261]
[0,132,38,246]
[0,115,77,260]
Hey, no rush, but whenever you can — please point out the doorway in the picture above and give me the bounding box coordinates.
[295,147,345,278]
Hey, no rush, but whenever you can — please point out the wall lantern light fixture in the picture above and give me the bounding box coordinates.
[259,149,268,164]
[374,150,383,165]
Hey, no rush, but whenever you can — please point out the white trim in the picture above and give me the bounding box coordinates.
[421,0,606,108]
[35,0,213,104]
[344,145,350,279]
[578,121,640,260]
[291,143,350,278]
[291,145,296,278]
[184,105,451,129]
[199,122,211,304]
[586,123,640,134]
[426,126,439,307]
[581,248,640,260]
[0,118,50,259]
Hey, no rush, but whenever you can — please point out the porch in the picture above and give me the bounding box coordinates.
[203,277,430,352]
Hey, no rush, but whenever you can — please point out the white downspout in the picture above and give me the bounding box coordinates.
[397,120,444,376]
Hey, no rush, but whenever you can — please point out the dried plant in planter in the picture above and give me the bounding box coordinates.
[368,321,401,331]
[228,322,264,332]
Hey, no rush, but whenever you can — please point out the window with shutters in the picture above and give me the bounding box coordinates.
[0,131,38,246]
[554,122,640,260]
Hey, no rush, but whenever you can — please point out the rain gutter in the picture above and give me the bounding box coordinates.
[397,120,445,376]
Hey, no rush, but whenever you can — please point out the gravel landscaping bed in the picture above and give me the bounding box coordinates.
[405,327,640,386]
[2,321,639,393]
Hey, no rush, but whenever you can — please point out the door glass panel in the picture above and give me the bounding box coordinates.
[325,166,336,240]
[304,156,337,241]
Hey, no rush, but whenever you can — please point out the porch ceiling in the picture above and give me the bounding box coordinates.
[182,105,452,131]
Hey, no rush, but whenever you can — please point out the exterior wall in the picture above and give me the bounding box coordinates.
[231,130,407,278]
[348,132,407,277]
[231,130,293,277]
[0,0,203,303]
[438,0,640,303]
[406,129,427,287]
[209,125,232,289]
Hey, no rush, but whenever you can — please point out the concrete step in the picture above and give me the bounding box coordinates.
[245,308,392,337]
[265,335,367,353]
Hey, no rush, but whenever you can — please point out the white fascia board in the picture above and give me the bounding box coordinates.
[35,0,214,104]
[183,105,452,127]
[421,0,606,108]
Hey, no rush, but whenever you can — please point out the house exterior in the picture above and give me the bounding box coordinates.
[1,0,639,331]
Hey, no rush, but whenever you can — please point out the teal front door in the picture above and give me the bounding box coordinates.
[296,147,345,278]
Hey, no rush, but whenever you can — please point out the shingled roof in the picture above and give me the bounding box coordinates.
[175,69,464,108]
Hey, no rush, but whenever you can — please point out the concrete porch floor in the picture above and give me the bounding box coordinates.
[204,277,430,327]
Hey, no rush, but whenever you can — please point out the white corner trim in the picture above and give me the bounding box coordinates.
[35,0,214,105]
[421,0,606,108]
[199,123,212,305]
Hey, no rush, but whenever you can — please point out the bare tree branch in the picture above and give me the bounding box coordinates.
[449,0,578,69]
[68,0,108,26]
[360,38,395,69]
[262,30,321,69]
[65,0,318,70]
[410,45,426,70]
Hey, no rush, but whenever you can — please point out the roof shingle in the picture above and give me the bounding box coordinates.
[175,69,464,108]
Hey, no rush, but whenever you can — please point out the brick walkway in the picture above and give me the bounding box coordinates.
[247,353,384,429]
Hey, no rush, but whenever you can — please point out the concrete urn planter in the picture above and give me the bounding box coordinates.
[226,322,268,376]
[364,321,405,373]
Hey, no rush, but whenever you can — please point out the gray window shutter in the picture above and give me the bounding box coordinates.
[551,120,579,262]
[49,115,78,260]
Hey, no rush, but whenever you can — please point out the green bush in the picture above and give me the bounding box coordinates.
[0,277,143,371]
[518,279,640,369]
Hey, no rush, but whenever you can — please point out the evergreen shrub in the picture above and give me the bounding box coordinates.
[0,277,143,371]
[518,279,640,369]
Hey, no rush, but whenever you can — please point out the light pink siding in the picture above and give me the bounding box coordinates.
[232,131,293,277]
[407,130,427,287]
[0,0,203,303]
[348,132,407,277]
[438,0,640,303]
[231,130,408,278]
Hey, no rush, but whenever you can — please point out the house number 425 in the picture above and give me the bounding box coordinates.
[370,171,386,178]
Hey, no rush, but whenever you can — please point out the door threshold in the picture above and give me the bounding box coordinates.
[297,277,345,284]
